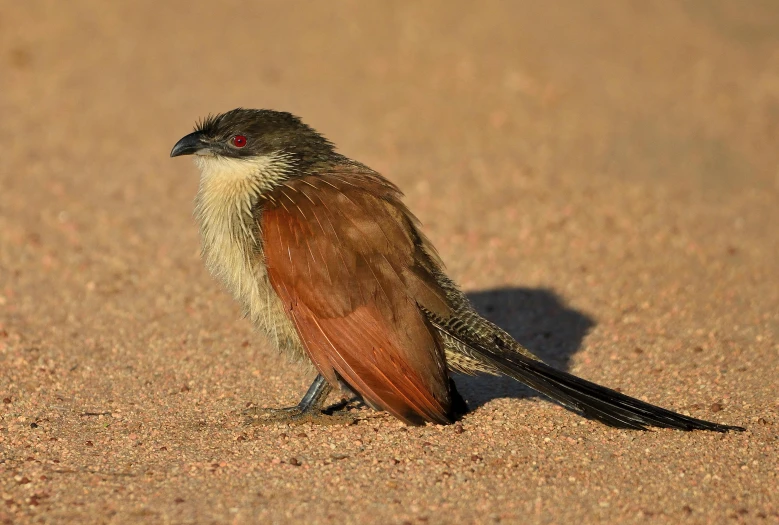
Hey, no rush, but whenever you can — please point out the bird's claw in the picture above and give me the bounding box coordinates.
[242,403,360,426]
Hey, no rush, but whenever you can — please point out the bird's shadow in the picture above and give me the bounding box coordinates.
[455,287,595,410]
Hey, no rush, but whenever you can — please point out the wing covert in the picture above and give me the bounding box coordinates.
[262,170,453,424]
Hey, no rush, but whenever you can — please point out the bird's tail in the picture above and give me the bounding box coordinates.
[431,307,744,432]
[471,336,744,432]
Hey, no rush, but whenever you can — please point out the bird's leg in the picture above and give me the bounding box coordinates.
[244,374,358,426]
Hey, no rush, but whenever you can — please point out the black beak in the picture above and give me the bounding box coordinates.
[170,131,209,157]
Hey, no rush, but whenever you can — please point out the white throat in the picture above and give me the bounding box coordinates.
[190,151,303,359]
[194,152,292,191]
[192,152,292,298]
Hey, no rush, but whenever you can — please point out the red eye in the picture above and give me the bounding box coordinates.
[231,135,247,148]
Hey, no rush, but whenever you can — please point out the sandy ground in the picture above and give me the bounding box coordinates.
[1,1,778,524]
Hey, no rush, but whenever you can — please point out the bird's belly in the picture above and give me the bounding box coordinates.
[196,203,307,362]
[242,258,306,360]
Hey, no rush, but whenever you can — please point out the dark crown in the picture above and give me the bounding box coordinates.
[195,108,335,160]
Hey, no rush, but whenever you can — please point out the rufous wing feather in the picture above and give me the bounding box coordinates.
[262,168,454,424]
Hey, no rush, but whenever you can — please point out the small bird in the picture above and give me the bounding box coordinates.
[171,108,743,432]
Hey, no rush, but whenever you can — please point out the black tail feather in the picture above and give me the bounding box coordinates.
[477,343,744,432]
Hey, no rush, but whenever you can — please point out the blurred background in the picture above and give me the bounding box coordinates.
[1,1,777,523]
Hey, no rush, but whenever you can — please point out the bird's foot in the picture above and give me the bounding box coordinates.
[243,401,361,426]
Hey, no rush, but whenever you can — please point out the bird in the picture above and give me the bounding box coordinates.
[170,108,744,432]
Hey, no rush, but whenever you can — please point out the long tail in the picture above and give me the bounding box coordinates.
[475,337,744,432]
[431,308,745,432]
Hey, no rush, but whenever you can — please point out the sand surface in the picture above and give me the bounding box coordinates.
[1,1,778,523]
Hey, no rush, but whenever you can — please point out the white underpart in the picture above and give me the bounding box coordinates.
[193,152,305,358]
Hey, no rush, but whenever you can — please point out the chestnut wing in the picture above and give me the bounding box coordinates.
[262,172,453,424]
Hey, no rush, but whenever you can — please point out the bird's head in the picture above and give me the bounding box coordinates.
[170,108,335,175]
